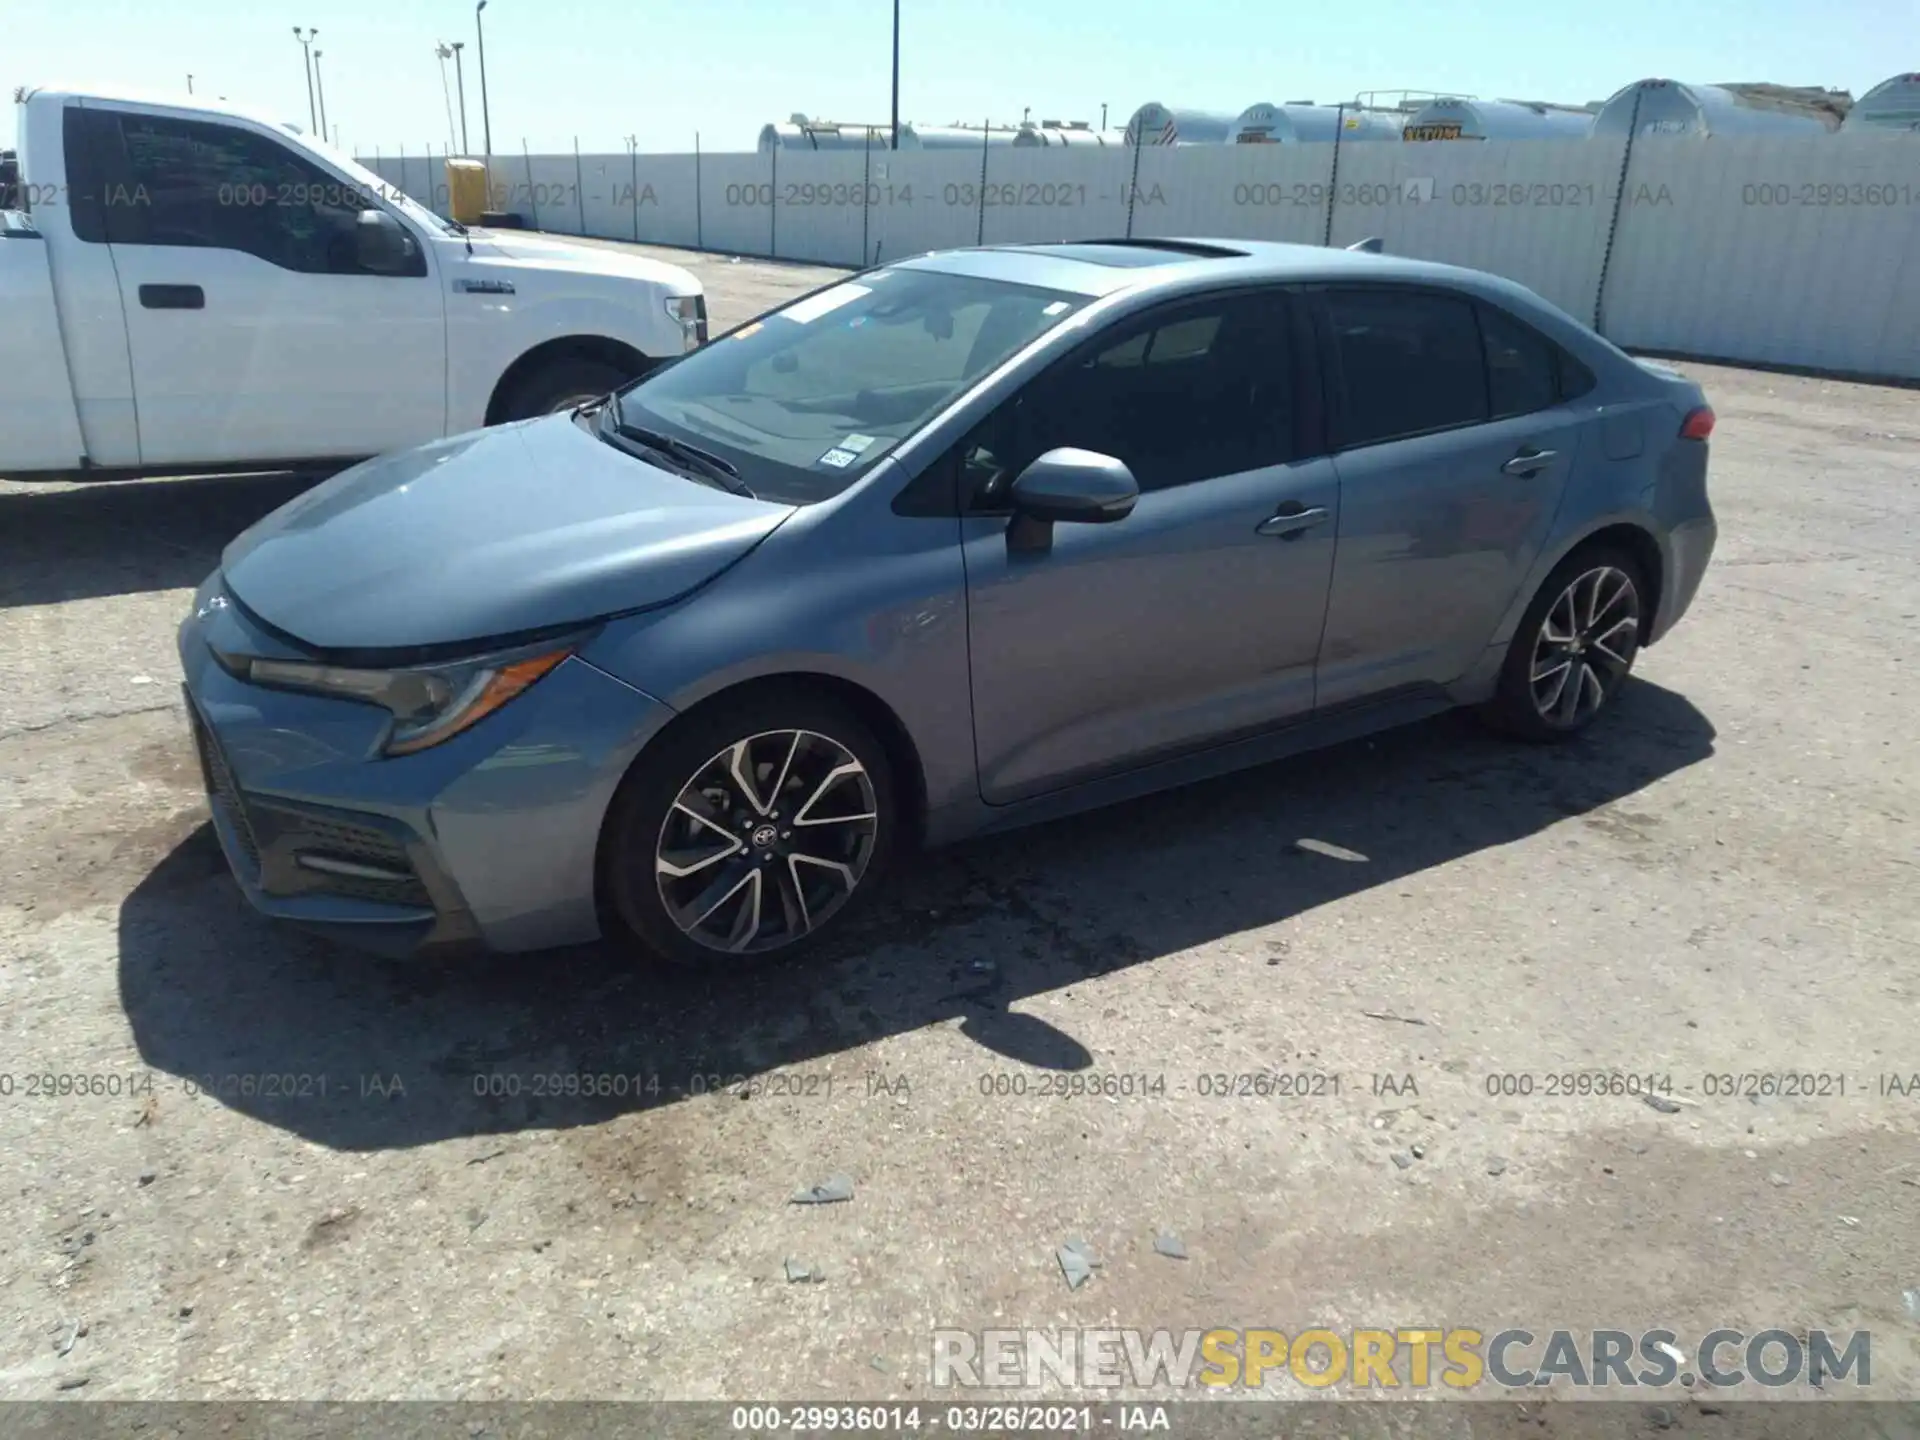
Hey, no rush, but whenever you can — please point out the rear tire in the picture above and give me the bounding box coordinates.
[500,358,639,422]
[1481,545,1648,742]
[600,687,897,970]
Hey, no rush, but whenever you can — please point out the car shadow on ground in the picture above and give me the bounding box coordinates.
[0,471,328,607]
[117,680,1715,1152]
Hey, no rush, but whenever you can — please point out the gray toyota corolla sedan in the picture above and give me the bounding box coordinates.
[177,237,1716,966]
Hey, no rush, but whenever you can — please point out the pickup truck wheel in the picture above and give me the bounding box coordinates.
[500,358,637,421]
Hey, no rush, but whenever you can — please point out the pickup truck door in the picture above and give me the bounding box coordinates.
[74,103,446,467]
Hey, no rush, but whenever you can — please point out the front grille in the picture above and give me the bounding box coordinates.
[191,708,260,873]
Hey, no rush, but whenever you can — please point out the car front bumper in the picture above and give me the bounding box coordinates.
[177,580,675,957]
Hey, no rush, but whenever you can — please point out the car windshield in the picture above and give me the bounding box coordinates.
[610,266,1091,503]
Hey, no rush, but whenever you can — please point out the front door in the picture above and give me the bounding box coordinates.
[85,104,445,466]
[961,289,1340,805]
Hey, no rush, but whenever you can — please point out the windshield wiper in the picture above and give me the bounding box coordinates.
[602,398,755,497]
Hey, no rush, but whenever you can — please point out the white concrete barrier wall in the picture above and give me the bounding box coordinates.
[358,138,1920,378]
[1600,134,1920,378]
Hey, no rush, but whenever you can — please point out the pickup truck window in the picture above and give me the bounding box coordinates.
[62,107,425,278]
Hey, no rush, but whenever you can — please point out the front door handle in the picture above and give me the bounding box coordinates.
[1256,504,1331,540]
[139,284,204,310]
[1502,446,1558,476]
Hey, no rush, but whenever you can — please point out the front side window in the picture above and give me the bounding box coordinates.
[102,112,418,275]
[616,266,1091,504]
[1324,287,1489,447]
[960,291,1297,504]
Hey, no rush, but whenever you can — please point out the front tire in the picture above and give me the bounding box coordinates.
[601,688,896,969]
[501,358,638,421]
[1482,547,1648,741]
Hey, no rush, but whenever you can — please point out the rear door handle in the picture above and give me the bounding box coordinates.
[1256,504,1331,540]
[139,284,204,310]
[1502,446,1557,476]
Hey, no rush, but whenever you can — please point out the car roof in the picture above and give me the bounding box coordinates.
[20,85,306,138]
[897,236,1522,302]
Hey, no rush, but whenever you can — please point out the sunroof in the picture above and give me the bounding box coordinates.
[1006,239,1249,268]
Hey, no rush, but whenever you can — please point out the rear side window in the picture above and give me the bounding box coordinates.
[1323,288,1488,447]
[1477,303,1561,419]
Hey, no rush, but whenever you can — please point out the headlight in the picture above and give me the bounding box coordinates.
[243,641,575,756]
[664,293,707,350]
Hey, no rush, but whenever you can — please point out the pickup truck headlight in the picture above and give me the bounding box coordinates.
[665,294,707,351]
[243,641,575,756]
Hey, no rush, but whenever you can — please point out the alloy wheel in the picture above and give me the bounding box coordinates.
[1529,565,1641,728]
[654,730,879,954]
[548,391,606,415]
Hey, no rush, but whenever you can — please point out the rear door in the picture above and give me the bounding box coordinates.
[88,103,446,466]
[1309,285,1586,708]
[960,287,1342,803]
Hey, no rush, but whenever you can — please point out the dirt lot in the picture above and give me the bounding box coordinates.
[0,242,1916,1409]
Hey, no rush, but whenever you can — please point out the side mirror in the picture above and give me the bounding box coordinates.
[1010,448,1139,524]
[1005,448,1138,553]
[354,209,418,274]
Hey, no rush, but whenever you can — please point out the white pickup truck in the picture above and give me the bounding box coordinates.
[2,85,707,479]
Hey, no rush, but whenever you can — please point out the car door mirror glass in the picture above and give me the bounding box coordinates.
[1009,448,1138,524]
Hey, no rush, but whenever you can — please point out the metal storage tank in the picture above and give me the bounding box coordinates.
[757,115,920,152]
[1590,80,1844,138]
[914,124,1026,149]
[1401,97,1594,141]
[1229,102,1402,143]
[1123,103,1239,145]
[1013,120,1126,146]
[1844,73,1920,131]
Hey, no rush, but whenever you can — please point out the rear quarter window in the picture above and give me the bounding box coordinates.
[1477,303,1562,419]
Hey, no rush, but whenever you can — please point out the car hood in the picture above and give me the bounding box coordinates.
[464,230,699,291]
[220,416,794,654]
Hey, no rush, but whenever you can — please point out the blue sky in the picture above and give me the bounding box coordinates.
[4,0,1910,155]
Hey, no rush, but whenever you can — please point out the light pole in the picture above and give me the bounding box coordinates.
[475,0,494,183]
[186,74,195,94]
[292,27,318,134]
[435,43,458,153]
[889,0,900,150]
[451,41,470,154]
[313,50,330,143]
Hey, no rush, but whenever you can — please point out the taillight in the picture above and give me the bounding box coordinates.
[1680,405,1716,440]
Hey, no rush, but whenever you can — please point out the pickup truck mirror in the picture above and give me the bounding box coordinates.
[354,209,418,275]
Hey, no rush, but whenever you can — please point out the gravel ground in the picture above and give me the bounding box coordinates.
[0,242,1916,1409]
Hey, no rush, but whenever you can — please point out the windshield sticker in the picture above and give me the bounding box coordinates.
[841,434,878,453]
[781,284,871,325]
[817,447,860,469]
[1042,300,1071,315]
